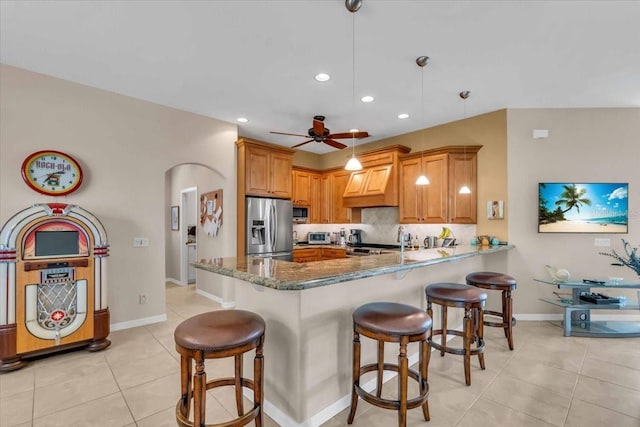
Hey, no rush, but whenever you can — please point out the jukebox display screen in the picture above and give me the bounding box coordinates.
[35,230,80,257]
[22,220,89,259]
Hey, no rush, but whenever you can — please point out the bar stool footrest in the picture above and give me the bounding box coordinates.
[355,363,429,410]
[176,377,259,427]
[176,401,260,427]
[483,310,516,328]
[429,330,485,356]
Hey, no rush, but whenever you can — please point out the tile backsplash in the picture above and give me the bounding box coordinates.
[293,207,476,246]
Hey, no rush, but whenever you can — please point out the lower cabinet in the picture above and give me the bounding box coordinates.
[319,248,347,260]
[293,247,347,263]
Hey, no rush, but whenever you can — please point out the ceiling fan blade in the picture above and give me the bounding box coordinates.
[291,139,313,148]
[313,118,325,136]
[270,131,309,137]
[323,139,348,150]
[327,131,369,139]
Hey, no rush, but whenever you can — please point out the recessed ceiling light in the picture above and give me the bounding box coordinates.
[314,73,331,82]
[397,113,409,119]
[236,117,248,123]
[360,95,374,103]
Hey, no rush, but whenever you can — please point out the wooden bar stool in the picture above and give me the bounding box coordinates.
[347,302,432,427]
[466,272,517,350]
[425,283,487,386]
[174,310,265,427]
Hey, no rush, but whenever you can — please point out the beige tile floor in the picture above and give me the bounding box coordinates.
[1,283,639,427]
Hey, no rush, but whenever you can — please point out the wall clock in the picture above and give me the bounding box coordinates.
[21,150,84,196]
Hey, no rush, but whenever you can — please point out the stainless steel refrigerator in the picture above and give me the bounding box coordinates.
[246,197,293,261]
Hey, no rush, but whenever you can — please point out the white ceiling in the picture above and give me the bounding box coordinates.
[2,1,639,154]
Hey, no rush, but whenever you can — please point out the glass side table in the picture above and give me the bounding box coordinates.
[535,278,640,337]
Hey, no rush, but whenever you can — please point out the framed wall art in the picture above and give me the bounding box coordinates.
[538,182,628,233]
[171,206,179,231]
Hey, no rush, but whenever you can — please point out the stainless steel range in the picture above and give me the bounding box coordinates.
[345,243,400,256]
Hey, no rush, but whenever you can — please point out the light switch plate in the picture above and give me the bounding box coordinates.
[133,237,149,247]
[594,238,610,247]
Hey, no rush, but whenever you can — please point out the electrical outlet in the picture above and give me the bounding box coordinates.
[594,238,610,247]
[133,237,149,247]
[139,294,148,304]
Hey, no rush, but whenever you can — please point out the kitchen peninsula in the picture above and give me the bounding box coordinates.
[194,244,512,427]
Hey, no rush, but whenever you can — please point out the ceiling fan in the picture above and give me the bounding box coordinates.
[270,115,369,150]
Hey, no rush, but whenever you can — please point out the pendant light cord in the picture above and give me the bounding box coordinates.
[351,11,356,157]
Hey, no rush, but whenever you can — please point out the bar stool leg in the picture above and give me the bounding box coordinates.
[254,337,264,427]
[504,289,514,350]
[234,354,244,416]
[193,352,206,427]
[179,354,192,419]
[419,339,430,421]
[376,340,385,397]
[347,331,361,424]
[477,306,486,370]
[463,308,472,386]
[398,338,408,427]
[441,305,448,357]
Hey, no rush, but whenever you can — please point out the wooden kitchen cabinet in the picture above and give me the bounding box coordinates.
[399,146,480,224]
[292,169,313,206]
[309,174,322,223]
[329,170,361,224]
[238,139,293,199]
[319,248,346,260]
[236,138,295,256]
[293,168,322,222]
[293,247,346,262]
[447,150,478,224]
[319,174,332,224]
[293,248,320,263]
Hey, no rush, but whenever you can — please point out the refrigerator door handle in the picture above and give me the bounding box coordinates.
[270,202,277,250]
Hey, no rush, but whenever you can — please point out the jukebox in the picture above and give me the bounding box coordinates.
[0,203,110,372]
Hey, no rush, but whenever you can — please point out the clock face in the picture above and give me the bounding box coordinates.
[21,150,84,196]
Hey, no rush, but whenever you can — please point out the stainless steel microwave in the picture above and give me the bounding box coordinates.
[292,206,308,224]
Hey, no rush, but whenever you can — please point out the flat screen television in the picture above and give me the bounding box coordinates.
[538,182,628,233]
[35,230,80,257]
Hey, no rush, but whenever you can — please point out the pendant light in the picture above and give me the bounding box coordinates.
[458,90,472,194]
[415,55,430,185]
[344,0,363,171]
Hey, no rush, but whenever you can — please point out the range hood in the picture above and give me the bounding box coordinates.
[342,164,396,207]
[341,145,410,208]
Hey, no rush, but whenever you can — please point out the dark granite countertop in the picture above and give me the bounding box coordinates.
[193,244,514,291]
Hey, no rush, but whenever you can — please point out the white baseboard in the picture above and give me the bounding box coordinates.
[165,277,183,286]
[195,287,235,308]
[110,314,167,332]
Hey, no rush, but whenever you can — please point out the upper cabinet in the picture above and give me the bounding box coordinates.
[399,146,481,224]
[237,138,294,199]
[342,145,411,208]
[292,169,320,206]
[330,170,362,224]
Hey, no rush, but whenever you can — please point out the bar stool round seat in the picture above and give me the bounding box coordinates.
[174,310,265,427]
[466,271,517,350]
[347,302,432,427]
[425,283,487,386]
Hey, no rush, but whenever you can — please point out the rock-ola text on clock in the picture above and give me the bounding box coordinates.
[35,161,72,171]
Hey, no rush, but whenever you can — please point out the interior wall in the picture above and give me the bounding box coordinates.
[0,64,237,327]
[507,108,640,315]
